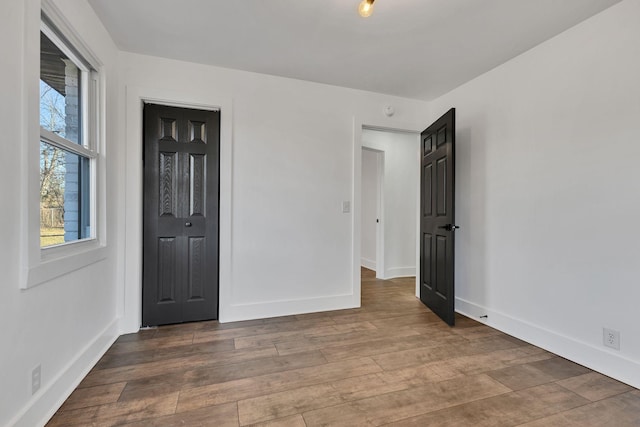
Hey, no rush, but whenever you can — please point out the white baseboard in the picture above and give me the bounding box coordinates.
[220,294,358,323]
[455,297,640,389]
[361,258,376,270]
[360,262,415,280]
[385,266,415,279]
[11,319,120,427]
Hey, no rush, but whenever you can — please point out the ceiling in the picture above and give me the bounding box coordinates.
[88,0,620,101]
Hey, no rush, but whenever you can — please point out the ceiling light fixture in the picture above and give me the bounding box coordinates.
[358,0,375,18]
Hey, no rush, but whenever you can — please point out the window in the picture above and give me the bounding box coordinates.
[21,4,105,289]
[39,18,97,248]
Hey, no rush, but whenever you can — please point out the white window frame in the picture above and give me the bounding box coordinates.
[21,0,106,289]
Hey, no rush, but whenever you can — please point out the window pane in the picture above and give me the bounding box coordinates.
[40,141,91,247]
[40,32,81,144]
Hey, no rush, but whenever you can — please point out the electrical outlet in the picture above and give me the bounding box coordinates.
[603,328,620,350]
[31,365,41,395]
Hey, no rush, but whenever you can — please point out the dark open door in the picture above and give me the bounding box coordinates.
[420,108,457,326]
[143,103,220,326]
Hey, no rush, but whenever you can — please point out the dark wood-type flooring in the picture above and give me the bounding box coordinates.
[47,268,640,426]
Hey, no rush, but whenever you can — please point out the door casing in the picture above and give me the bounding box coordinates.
[121,89,232,332]
[353,119,425,306]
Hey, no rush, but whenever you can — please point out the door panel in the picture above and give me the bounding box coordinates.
[423,134,433,154]
[158,237,177,303]
[188,236,206,301]
[436,157,447,216]
[422,233,432,289]
[190,154,206,216]
[420,108,456,326]
[423,164,432,216]
[435,235,447,296]
[159,152,178,217]
[143,103,220,326]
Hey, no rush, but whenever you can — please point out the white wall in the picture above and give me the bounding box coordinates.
[118,52,431,328]
[431,0,640,388]
[362,129,419,279]
[1,1,122,426]
[361,148,379,270]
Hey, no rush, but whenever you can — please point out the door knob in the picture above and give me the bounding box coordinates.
[439,224,460,231]
[185,222,192,227]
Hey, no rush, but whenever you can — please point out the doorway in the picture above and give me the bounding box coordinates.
[355,113,457,327]
[361,148,383,277]
[142,103,221,326]
[360,128,419,281]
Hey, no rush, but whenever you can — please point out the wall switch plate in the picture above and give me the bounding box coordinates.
[32,364,41,395]
[603,328,620,350]
[342,201,350,213]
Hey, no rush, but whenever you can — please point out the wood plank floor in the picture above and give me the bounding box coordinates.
[47,268,640,426]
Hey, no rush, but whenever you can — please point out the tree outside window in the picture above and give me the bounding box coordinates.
[40,29,93,247]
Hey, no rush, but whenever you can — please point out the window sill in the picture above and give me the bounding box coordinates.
[23,241,107,289]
